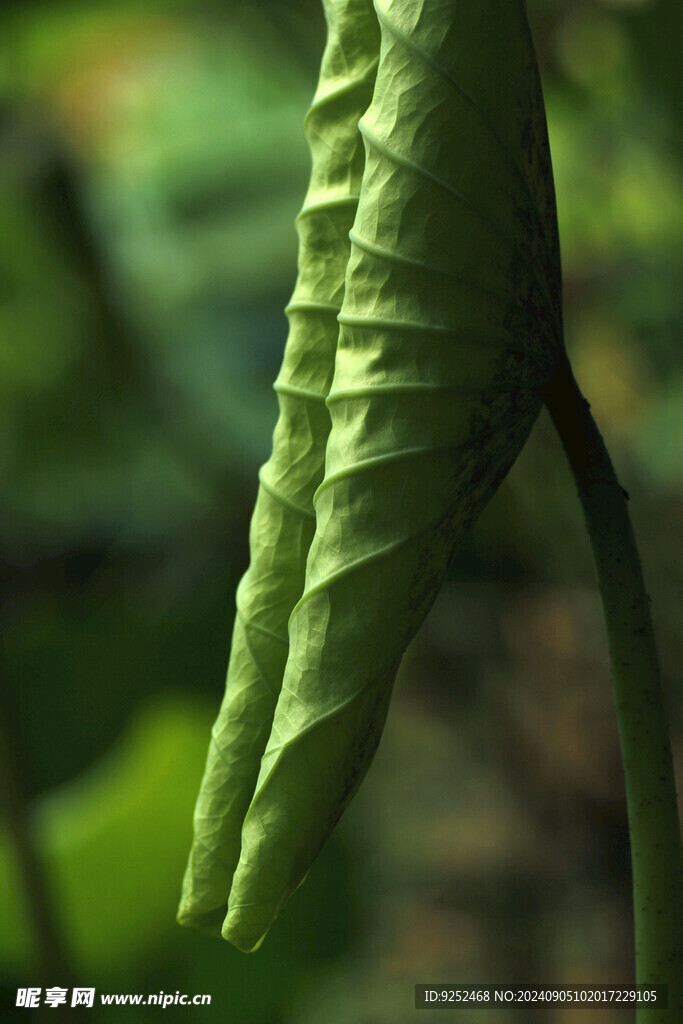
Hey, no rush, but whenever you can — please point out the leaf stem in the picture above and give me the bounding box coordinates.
[0,703,77,1021]
[545,353,683,1020]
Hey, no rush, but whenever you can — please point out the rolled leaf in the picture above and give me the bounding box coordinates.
[177,0,380,935]
[225,0,563,951]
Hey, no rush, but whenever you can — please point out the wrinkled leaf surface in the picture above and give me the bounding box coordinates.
[177,0,380,935]
[225,0,563,952]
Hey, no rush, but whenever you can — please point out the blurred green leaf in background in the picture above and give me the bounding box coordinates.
[0,0,681,1020]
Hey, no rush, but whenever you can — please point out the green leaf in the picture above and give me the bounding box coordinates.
[177,0,380,936]
[0,699,211,975]
[224,0,563,952]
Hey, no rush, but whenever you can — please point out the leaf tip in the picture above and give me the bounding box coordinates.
[221,909,269,954]
[176,899,227,939]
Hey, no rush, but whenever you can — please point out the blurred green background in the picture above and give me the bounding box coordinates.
[0,0,681,1020]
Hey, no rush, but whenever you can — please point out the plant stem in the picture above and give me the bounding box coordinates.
[545,353,683,1021]
[0,702,77,1022]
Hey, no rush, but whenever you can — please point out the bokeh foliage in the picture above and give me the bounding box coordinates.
[0,0,681,1020]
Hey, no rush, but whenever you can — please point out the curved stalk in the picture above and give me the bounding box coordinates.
[0,704,77,1021]
[545,353,683,1020]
